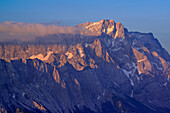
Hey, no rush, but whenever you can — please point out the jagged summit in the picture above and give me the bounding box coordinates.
[77,19,125,39]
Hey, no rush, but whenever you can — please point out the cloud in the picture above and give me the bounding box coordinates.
[40,21,63,25]
[0,21,80,42]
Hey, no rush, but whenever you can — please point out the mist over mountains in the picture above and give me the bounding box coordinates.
[0,21,80,42]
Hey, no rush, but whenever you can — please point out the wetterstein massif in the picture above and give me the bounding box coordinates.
[0,20,170,113]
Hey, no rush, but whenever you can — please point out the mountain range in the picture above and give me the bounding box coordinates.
[0,19,170,113]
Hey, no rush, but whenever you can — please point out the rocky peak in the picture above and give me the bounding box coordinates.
[77,19,125,39]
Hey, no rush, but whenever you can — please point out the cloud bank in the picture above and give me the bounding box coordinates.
[0,21,79,42]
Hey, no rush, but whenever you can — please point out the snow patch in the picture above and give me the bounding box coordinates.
[124,55,129,58]
[134,47,142,50]
[30,51,53,61]
[122,69,134,86]
[36,84,39,88]
[162,82,167,87]
[113,47,123,51]
[167,62,170,66]
[102,90,105,96]
[132,40,137,46]
[102,28,106,33]
[106,25,114,34]
[125,63,131,68]
[105,38,112,46]
[23,92,25,97]
[85,43,90,47]
[113,82,119,87]
[77,48,85,57]
[130,90,134,97]
[132,62,137,70]
[148,100,152,103]
[85,22,101,29]
[12,94,15,98]
[132,62,140,82]
[138,70,142,74]
[152,62,163,71]
[111,40,115,47]
[11,57,19,60]
[65,52,73,59]
[97,95,100,100]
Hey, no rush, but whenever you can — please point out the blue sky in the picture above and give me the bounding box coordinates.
[0,0,170,52]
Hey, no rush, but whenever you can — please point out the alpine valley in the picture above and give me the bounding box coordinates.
[0,20,170,113]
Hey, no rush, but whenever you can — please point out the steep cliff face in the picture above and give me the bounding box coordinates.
[0,20,170,113]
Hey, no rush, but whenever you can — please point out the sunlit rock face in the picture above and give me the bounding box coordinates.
[0,20,170,113]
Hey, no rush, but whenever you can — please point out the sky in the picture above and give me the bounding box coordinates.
[0,0,170,52]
